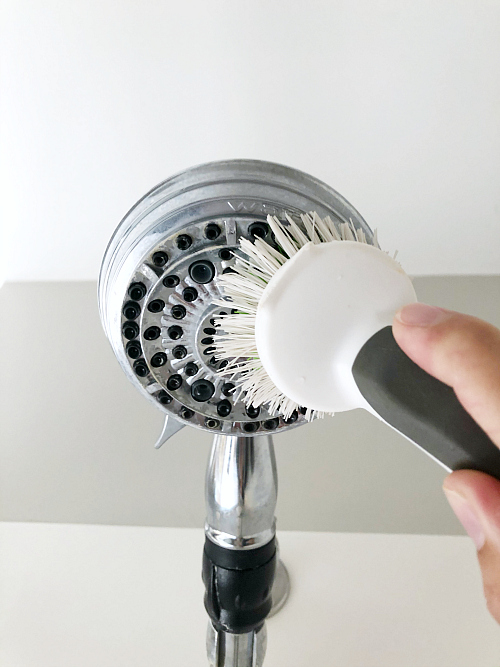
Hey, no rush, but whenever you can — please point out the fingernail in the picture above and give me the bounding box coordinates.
[396,303,451,327]
[444,489,485,550]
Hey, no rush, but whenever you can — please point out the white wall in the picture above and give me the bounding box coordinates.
[2,0,500,281]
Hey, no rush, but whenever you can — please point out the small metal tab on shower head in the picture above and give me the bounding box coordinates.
[154,415,185,449]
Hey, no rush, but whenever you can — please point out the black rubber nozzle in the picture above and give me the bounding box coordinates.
[133,359,149,377]
[249,222,269,239]
[185,362,199,376]
[167,374,182,391]
[157,390,173,405]
[171,305,186,320]
[176,234,192,250]
[284,410,298,424]
[163,275,180,288]
[122,321,140,340]
[183,287,198,303]
[152,251,168,267]
[128,282,147,301]
[217,399,232,417]
[243,422,259,433]
[263,418,279,431]
[123,301,141,320]
[245,405,260,419]
[205,224,221,240]
[144,326,161,341]
[167,325,183,340]
[126,341,142,359]
[191,379,215,402]
[148,299,165,313]
[219,249,233,261]
[172,345,187,359]
[151,352,167,367]
[189,260,215,284]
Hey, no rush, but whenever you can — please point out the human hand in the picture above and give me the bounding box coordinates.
[392,302,500,623]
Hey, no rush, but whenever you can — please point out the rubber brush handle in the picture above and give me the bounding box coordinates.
[352,326,500,479]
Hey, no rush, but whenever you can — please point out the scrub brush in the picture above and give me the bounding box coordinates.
[214,212,500,478]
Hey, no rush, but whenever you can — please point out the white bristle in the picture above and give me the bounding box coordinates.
[214,212,383,421]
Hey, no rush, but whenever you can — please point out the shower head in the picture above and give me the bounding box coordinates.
[98,159,374,441]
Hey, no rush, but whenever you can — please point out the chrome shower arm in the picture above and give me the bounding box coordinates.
[205,435,277,549]
[203,435,279,667]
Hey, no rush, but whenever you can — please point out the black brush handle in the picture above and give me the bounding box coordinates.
[352,326,500,478]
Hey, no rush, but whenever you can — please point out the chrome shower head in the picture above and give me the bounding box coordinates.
[98,159,373,439]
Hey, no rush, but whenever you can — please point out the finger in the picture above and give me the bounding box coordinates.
[444,469,500,623]
[392,303,500,446]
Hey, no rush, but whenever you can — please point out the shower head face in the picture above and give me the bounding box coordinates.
[98,160,374,435]
[119,219,288,433]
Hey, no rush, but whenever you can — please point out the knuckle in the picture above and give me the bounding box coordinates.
[463,320,498,349]
[438,318,500,371]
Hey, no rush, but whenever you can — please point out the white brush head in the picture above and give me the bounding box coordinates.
[255,240,416,413]
[214,213,416,418]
